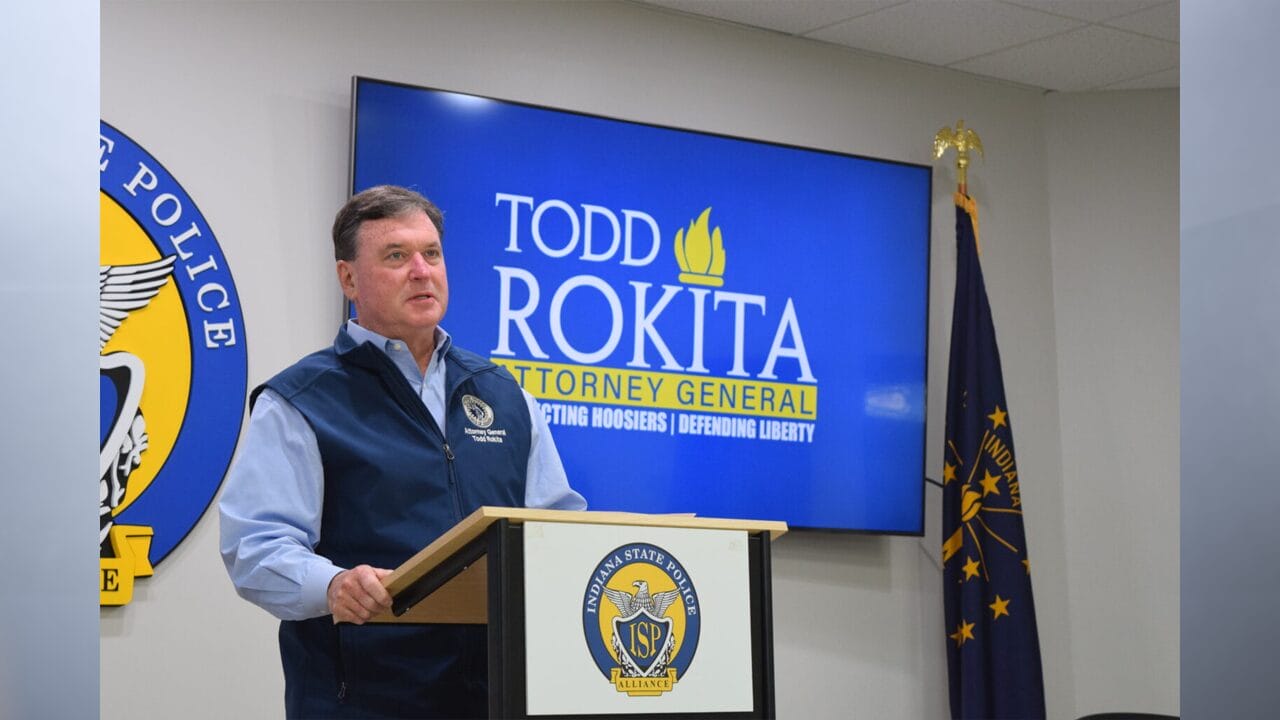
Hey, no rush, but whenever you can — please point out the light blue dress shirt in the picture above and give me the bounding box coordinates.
[219,321,586,621]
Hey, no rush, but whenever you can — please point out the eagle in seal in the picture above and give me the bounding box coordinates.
[99,255,176,553]
[603,580,680,619]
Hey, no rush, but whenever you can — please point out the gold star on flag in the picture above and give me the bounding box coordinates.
[1022,558,1031,574]
[962,556,981,581]
[943,462,957,484]
[988,405,1008,429]
[980,469,1002,497]
[989,595,1010,620]
[949,620,976,647]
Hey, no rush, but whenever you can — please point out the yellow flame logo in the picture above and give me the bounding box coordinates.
[673,207,726,287]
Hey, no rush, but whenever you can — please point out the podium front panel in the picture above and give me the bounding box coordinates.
[522,521,754,716]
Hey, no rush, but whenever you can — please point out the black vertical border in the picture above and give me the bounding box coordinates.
[488,519,528,718]
[749,533,776,719]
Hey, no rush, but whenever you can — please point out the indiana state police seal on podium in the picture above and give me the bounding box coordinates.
[582,542,702,697]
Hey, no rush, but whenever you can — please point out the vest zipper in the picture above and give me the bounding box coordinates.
[335,624,349,704]
[442,441,464,519]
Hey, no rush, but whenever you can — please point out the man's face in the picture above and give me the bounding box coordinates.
[337,210,448,343]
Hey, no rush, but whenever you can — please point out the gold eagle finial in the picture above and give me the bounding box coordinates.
[933,120,984,194]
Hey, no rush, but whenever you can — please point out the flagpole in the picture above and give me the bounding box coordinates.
[934,120,984,252]
[935,121,1046,720]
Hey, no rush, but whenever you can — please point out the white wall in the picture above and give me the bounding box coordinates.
[100,2,1176,718]
[1046,90,1180,717]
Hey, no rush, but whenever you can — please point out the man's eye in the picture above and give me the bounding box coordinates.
[388,251,405,260]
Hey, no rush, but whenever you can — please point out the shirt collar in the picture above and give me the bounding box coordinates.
[344,320,452,363]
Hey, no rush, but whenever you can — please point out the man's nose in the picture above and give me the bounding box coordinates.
[407,253,433,278]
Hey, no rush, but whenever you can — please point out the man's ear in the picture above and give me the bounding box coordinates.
[336,260,357,301]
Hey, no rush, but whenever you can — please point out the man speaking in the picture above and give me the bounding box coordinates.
[220,185,586,718]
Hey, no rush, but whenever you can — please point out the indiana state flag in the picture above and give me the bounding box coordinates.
[942,193,1045,719]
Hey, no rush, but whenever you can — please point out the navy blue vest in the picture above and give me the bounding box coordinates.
[259,328,531,718]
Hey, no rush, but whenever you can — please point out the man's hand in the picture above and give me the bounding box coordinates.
[327,565,392,624]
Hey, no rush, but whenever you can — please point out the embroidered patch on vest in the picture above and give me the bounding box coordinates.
[462,394,495,428]
[462,393,508,444]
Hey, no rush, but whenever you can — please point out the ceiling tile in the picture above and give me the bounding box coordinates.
[1001,0,1166,23]
[808,0,1085,66]
[1103,1,1178,42]
[1099,66,1179,90]
[635,0,905,35]
[951,24,1177,91]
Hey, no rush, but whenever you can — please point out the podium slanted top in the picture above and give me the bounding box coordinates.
[383,506,786,598]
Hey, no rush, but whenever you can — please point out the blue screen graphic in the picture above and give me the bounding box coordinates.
[352,78,930,533]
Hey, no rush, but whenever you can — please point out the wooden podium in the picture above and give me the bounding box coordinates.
[372,507,786,718]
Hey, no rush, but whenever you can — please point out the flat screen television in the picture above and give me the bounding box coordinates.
[350,77,930,534]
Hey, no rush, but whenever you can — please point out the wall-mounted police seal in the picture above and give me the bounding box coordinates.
[98,121,247,606]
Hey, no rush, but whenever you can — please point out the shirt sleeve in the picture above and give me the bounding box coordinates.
[218,388,343,620]
[521,389,587,511]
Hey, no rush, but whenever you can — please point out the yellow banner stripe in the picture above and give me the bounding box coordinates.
[492,358,817,421]
[100,524,154,606]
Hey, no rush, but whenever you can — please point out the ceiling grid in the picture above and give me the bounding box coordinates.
[631,0,1179,91]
